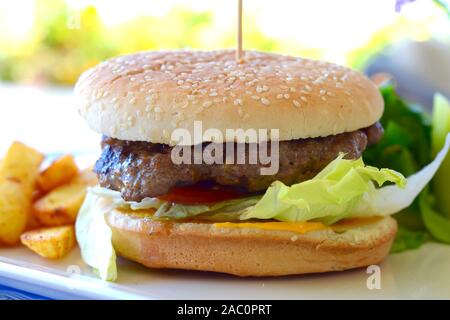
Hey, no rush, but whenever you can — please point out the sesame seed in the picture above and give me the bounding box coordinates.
[305,84,312,92]
[203,101,213,108]
[261,98,270,106]
[283,93,290,99]
[251,95,260,100]
[234,99,243,106]
[319,89,326,95]
[256,85,263,93]
[321,96,327,101]
[293,100,301,107]
[300,96,307,102]
[289,87,296,93]
[276,94,283,99]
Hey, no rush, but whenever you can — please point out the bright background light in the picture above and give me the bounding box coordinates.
[0,0,448,85]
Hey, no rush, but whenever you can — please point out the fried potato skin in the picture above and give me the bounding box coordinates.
[20,225,76,259]
[37,155,79,193]
[33,181,87,226]
[0,142,44,244]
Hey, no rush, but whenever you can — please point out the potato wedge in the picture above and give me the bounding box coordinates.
[33,181,87,226]
[0,142,44,244]
[20,225,76,259]
[37,155,79,193]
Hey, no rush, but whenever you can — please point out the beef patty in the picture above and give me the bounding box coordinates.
[95,122,383,202]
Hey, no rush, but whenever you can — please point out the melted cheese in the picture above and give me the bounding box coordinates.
[214,217,382,234]
[214,221,328,234]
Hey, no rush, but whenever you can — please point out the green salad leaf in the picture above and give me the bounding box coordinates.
[390,226,428,253]
[420,189,450,244]
[364,84,432,176]
[431,94,450,218]
[364,85,450,252]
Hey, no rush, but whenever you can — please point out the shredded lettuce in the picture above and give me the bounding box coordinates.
[90,186,260,221]
[154,197,260,221]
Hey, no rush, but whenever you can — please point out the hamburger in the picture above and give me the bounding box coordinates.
[74,50,409,280]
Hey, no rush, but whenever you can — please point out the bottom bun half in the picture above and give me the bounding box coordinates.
[105,208,397,276]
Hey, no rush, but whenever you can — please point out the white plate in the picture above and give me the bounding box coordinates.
[1,243,450,300]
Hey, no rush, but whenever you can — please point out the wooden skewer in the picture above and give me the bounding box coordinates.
[236,0,243,63]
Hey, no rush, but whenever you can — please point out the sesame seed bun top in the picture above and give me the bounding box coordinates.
[75,50,383,145]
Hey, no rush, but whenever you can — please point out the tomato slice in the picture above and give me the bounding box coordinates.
[159,183,244,205]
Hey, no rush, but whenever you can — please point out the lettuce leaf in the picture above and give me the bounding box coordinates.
[420,189,450,244]
[75,190,117,281]
[390,226,428,253]
[90,186,260,221]
[243,134,450,224]
[365,84,432,174]
[154,197,260,221]
[242,155,406,224]
[363,84,450,252]
[431,93,450,217]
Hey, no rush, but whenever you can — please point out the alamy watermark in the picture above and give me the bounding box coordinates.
[170,121,280,175]
[366,265,381,290]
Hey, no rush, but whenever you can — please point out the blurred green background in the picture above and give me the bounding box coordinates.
[0,0,449,86]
